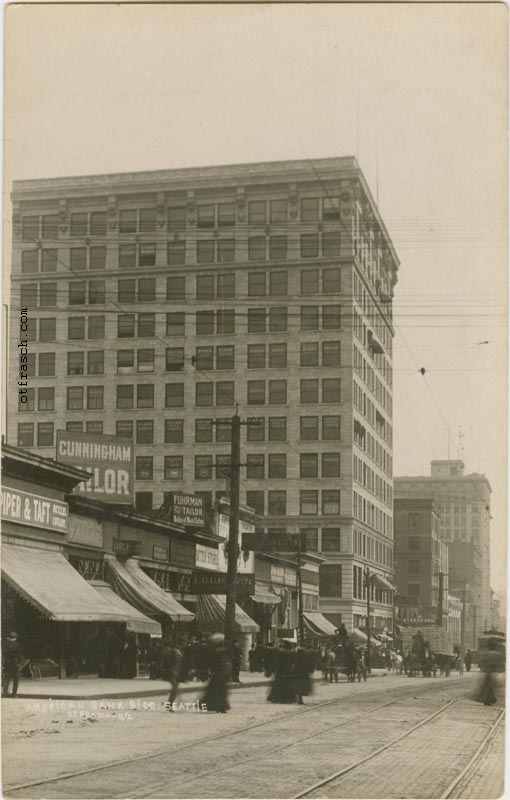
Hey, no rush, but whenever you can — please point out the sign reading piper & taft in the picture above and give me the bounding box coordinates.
[56,431,133,504]
[1,487,68,533]
[171,493,205,528]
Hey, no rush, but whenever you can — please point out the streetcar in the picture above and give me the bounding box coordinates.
[475,630,506,672]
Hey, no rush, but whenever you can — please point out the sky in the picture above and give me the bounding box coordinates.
[3,3,508,595]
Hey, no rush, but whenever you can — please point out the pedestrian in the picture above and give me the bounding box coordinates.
[248,643,257,673]
[268,641,297,704]
[161,638,183,711]
[474,666,497,706]
[294,647,313,704]
[263,642,275,677]
[464,649,472,672]
[195,637,209,683]
[231,640,242,684]
[201,633,231,713]
[121,635,137,678]
[2,632,22,698]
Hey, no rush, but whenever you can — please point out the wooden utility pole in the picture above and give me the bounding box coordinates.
[364,567,373,672]
[436,572,444,627]
[460,582,467,655]
[224,413,241,646]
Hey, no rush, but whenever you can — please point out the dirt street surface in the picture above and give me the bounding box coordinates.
[2,672,505,799]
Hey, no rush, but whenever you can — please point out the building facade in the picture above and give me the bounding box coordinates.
[9,156,399,631]
[395,460,492,649]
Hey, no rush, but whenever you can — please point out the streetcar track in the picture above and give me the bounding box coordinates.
[293,697,461,798]
[440,708,505,799]
[3,676,469,796]
[126,697,401,800]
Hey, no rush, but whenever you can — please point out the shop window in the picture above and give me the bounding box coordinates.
[136,456,153,481]
[247,454,265,479]
[166,383,185,408]
[164,419,183,444]
[300,490,318,515]
[164,456,183,481]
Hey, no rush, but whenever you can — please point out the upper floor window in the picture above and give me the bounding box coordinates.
[301,234,319,259]
[168,206,187,230]
[218,203,235,227]
[269,236,287,261]
[301,197,319,222]
[197,204,215,229]
[249,201,266,224]
[270,199,287,223]
[322,197,340,221]
[119,210,137,234]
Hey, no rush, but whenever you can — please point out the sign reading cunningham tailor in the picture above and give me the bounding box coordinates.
[56,431,133,504]
[1,487,68,533]
[171,493,205,528]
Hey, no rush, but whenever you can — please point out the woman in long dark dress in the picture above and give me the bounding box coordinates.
[294,647,313,704]
[268,642,297,704]
[201,633,231,713]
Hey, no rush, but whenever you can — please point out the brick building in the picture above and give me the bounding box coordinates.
[9,156,399,631]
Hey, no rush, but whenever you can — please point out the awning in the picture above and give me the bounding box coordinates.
[1,542,128,622]
[303,612,338,637]
[197,594,259,633]
[374,574,397,592]
[352,627,368,642]
[251,586,280,605]
[105,556,194,623]
[90,581,162,636]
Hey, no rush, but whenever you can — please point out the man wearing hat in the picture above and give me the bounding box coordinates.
[2,632,22,697]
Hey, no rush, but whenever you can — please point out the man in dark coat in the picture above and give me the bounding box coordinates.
[464,650,472,672]
[2,632,22,697]
[161,639,183,710]
[294,647,313,704]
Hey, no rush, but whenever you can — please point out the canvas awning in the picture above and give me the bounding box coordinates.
[89,581,162,636]
[105,555,194,623]
[251,586,280,605]
[352,627,368,642]
[303,612,338,637]
[1,542,128,622]
[374,574,397,592]
[197,594,259,633]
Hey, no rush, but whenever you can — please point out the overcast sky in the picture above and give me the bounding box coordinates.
[3,3,508,595]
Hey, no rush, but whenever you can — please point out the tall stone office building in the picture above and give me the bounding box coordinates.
[10,157,399,631]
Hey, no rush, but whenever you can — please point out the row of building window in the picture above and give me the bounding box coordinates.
[22,341,343,378]
[245,489,341,517]
[20,198,342,242]
[17,414,342,446]
[19,233,340,273]
[18,378,343,412]
[18,307,341,340]
[353,528,393,566]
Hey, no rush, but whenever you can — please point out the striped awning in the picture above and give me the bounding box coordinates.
[90,581,162,636]
[303,612,338,637]
[1,542,127,622]
[197,594,259,633]
[105,556,194,623]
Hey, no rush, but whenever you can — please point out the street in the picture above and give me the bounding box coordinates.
[2,672,505,799]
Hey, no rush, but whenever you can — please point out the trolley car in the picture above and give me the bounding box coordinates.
[475,630,506,672]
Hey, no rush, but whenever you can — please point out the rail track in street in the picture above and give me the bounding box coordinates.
[5,676,504,799]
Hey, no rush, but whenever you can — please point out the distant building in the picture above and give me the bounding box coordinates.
[393,498,448,623]
[395,461,491,649]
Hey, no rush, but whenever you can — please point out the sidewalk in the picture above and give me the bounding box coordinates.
[12,669,389,700]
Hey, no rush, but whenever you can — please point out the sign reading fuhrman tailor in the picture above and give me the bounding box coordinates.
[242,531,306,553]
[56,431,133,504]
[1,487,68,533]
[191,572,255,595]
[171,493,205,528]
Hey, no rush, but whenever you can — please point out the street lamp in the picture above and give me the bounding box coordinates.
[363,567,377,673]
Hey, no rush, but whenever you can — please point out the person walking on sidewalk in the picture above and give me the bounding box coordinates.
[2,632,22,697]
[201,633,230,713]
[231,640,243,684]
[464,649,472,672]
[161,639,183,711]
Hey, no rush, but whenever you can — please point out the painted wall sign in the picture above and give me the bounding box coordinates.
[170,493,205,528]
[56,431,133,504]
[191,572,255,595]
[196,544,219,571]
[1,487,68,533]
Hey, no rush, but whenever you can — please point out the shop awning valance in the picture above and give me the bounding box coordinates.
[374,574,397,592]
[197,594,259,633]
[351,627,368,642]
[1,542,127,622]
[251,586,280,605]
[105,556,194,623]
[90,580,162,636]
[303,612,338,637]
